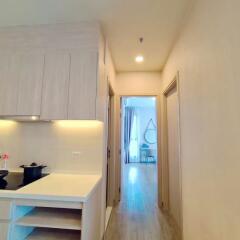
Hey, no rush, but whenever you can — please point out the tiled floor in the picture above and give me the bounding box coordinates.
[105,163,181,240]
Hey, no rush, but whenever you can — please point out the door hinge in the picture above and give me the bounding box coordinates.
[107,147,111,159]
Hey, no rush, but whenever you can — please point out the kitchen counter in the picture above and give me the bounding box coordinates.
[0,173,102,240]
[0,173,102,202]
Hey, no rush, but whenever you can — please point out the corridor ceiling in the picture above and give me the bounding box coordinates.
[0,0,192,72]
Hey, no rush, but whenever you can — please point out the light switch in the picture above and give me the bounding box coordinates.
[72,151,82,161]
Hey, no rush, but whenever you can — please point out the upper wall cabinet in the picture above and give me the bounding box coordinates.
[0,53,17,116]
[41,53,71,120]
[17,53,44,116]
[40,51,98,120]
[0,23,106,120]
[0,52,44,116]
[68,52,98,120]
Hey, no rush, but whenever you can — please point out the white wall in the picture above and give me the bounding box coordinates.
[137,107,157,150]
[116,72,161,95]
[161,0,240,239]
[0,121,103,174]
[105,44,117,92]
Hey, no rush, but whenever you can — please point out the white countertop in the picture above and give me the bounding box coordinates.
[0,173,102,202]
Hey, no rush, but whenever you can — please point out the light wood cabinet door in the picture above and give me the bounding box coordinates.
[17,53,44,115]
[68,52,98,119]
[0,200,12,220]
[0,53,19,115]
[41,53,71,120]
[0,223,9,240]
[0,53,44,116]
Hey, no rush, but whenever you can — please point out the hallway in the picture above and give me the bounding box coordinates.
[105,164,180,240]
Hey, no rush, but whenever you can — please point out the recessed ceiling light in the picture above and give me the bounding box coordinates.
[135,55,144,63]
[31,116,38,121]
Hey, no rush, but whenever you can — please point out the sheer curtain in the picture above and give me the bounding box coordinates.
[129,112,139,162]
[124,107,139,163]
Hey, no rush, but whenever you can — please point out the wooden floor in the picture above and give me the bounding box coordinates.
[105,163,181,240]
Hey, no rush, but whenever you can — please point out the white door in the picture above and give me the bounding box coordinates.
[166,86,181,227]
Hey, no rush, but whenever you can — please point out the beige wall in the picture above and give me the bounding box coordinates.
[116,72,161,95]
[0,121,103,174]
[161,0,240,239]
[105,44,117,92]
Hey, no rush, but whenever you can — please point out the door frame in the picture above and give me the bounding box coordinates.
[106,81,115,207]
[116,94,160,203]
[161,72,183,234]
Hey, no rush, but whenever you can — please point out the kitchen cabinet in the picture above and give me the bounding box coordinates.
[0,53,18,116]
[16,207,82,230]
[0,223,9,240]
[16,53,44,116]
[68,52,98,120]
[0,53,44,116]
[0,174,102,240]
[0,199,12,219]
[41,51,98,120]
[40,53,71,120]
[0,199,12,240]
[0,24,106,121]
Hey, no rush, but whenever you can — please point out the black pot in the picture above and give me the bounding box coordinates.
[0,170,8,180]
[20,162,46,180]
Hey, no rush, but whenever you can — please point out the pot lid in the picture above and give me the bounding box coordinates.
[20,162,46,168]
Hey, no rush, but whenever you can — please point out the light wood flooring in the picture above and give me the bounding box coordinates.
[105,163,181,240]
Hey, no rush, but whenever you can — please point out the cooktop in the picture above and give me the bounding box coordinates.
[0,172,48,190]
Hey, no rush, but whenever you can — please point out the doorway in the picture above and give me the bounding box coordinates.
[120,96,158,210]
[121,97,158,165]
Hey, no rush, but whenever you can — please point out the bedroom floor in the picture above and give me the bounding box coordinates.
[104,163,181,240]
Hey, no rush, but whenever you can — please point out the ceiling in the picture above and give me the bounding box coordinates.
[0,0,191,72]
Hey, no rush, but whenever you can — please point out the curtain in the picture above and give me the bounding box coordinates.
[129,113,139,162]
[124,107,135,163]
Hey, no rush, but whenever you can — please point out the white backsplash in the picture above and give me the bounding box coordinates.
[0,120,103,174]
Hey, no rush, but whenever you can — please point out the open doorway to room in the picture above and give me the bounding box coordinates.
[121,97,158,165]
[120,96,158,214]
